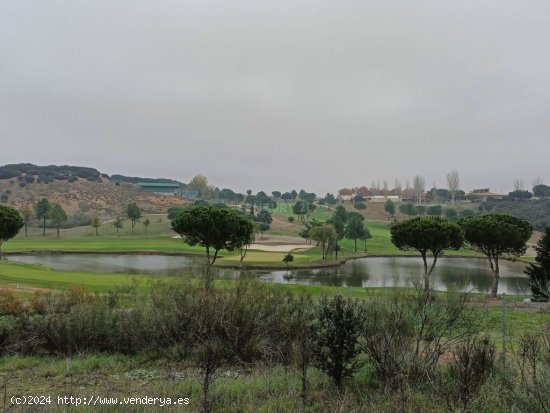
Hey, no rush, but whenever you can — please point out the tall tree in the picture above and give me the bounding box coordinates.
[533,184,550,198]
[91,216,101,236]
[446,170,460,204]
[143,217,150,235]
[0,205,24,258]
[460,214,532,297]
[310,225,337,260]
[258,222,270,239]
[525,227,550,302]
[345,216,367,252]
[324,193,337,206]
[112,216,123,236]
[171,205,254,267]
[126,203,141,234]
[19,204,33,237]
[48,203,67,238]
[390,216,464,290]
[413,175,426,204]
[513,179,524,191]
[35,198,50,236]
[384,199,395,219]
[188,174,210,198]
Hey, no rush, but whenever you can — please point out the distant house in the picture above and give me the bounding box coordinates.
[136,182,180,196]
[371,195,401,203]
[468,188,506,202]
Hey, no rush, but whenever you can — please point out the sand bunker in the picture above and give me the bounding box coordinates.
[246,243,314,252]
[171,235,313,252]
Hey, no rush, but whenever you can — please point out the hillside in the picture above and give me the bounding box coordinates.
[482,199,550,231]
[0,164,186,224]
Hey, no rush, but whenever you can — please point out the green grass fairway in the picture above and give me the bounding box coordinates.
[5,235,205,254]
[0,260,148,292]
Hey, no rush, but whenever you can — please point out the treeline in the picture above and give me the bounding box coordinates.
[0,164,185,186]
[1,282,549,412]
[110,174,185,186]
[0,163,102,183]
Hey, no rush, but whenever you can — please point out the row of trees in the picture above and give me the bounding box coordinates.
[396,201,475,219]
[337,170,462,203]
[3,199,149,241]
[390,214,533,297]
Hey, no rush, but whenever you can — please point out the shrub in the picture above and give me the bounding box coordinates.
[354,202,367,210]
[0,290,25,315]
[314,295,365,387]
[426,205,442,216]
[459,209,475,218]
[445,208,458,220]
[287,216,295,222]
[446,336,496,410]
[361,289,480,387]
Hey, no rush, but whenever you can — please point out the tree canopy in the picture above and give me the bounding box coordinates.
[47,203,67,238]
[399,202,416,217]
[345,216,367,252]
[35,198,50,236]
[126,203,141,233]
[533,184,550,198]
[171,205,254,265]
[426,205,442,216]
[460,213,532,297]
[91,216,101,236]
[0,205,24,257]
[390,216,464,290]
[384,199,395,218]
[19,204,33,237]
[310,225,337,260]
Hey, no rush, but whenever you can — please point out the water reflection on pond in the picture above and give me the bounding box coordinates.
[9,254,529,295]
[263,257,529,295]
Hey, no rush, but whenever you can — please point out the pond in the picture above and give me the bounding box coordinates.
[8,253,530,295]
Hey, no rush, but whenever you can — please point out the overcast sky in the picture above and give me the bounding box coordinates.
[1,0,549,195]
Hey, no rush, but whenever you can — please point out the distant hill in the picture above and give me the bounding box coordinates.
[482,199,550,231]
[0,163,186,226]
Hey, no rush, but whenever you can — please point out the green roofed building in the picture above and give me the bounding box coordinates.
[136,182,180,196]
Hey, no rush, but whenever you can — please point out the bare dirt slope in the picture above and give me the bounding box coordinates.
[0,176,186,218]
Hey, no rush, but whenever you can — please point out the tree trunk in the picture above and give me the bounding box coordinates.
[57,225,60,238]
[354,238,357,252]
[95,228,98,236]
[491,257,500,298]
[201,351,214,413]
[427,255,438,277]
[0,240,3,259]
[43,218,46,236]
[25,223,28,237]
[422,253,430,290]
